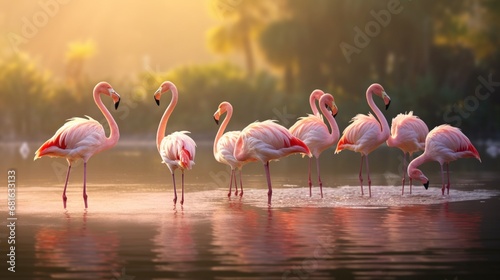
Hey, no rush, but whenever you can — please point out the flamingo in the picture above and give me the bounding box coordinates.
[289,93,339,197]
[335,83,391,197]
[407,124,481,195]
[34,82,121,209]
[386,111,429,195]
[213,101,253,197]
[234,120,311,205]
[154,81,196,205]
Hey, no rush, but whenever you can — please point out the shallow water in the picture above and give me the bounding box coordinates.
[1,142,500,279]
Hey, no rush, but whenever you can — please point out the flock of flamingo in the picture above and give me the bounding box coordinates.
[34,81,482,208]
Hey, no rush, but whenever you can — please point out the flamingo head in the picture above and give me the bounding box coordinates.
[322,93,338,118]
[94,81,120,110]
[154,81,176,106]
[369,83,391,110]
[213,101,232,125]
[409,168,429,190]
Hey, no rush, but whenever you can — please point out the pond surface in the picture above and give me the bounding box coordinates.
[1,142,499,279]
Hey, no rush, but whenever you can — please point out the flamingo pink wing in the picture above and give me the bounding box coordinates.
[161,131,196,169]
[336,113,378,153]
[34,117,105,159]
[179,147,192,169]
[35,133,67,158]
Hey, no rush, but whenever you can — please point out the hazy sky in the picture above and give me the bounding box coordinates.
[0,1,229,79]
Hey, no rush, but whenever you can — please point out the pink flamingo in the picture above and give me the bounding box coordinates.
[386,111,429,195]
[407,124,481,195]
[289,93,339,197]
[234,120,311,205]
[213,101,253,197]
[34,82,121,209]
[335,83,391,197]
[289,89,323,193]
[154,81,196,205]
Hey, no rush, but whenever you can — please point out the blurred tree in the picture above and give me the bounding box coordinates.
[64,40,96,95]
[207,0,272,77]
[0,53,56,139]
[259,18,303,94]
[253,0,500,138]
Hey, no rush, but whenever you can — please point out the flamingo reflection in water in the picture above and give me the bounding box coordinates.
[34,212,120,279]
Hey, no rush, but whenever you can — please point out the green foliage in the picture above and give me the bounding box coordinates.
[0,53,56,139]
[2,1,500,141]
[0,58,281,141]
[253,0,499,137]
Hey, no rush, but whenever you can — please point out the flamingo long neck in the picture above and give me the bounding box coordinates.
[156,87,178,151]
[319,100,339,142]
[213,106,233,157]
[407,153,430,176]
[309,89,325,117]
[309,91,321,117]
[366,87,389,141]
[94,91,119,150]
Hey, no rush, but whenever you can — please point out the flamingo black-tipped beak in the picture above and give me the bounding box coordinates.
[385,100,391,110]
[115,98,120,110]
[214,116,219,125]
[424,181,429,190]
[154,96,160,106]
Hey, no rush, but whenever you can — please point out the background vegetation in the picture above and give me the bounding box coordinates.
[1,0,499,142]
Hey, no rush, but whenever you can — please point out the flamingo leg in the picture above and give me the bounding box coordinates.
[308,157,313,196]
[440,164,446,195]
[264,162,272,205]
[181,170,185,205]
[359,155,364,196]
[409,154,413,195]
[365,155,372,198]
[401,152,406,195]
[171,173,177,204]
[239,170,244,196]
[316,157,323,198]
[83,161,88,209]
[234,169,239,196]
[446,163,451,195]
[228,170,234,197]
[62,163,72,209]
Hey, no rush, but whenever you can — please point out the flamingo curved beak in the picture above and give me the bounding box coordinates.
[213,108,222,125]
[423,180,429,190]
[327,102,339,118]
[154,88,162,106]
[115,98,120,110]
[109,90,121,110]
[382,91,391,110]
